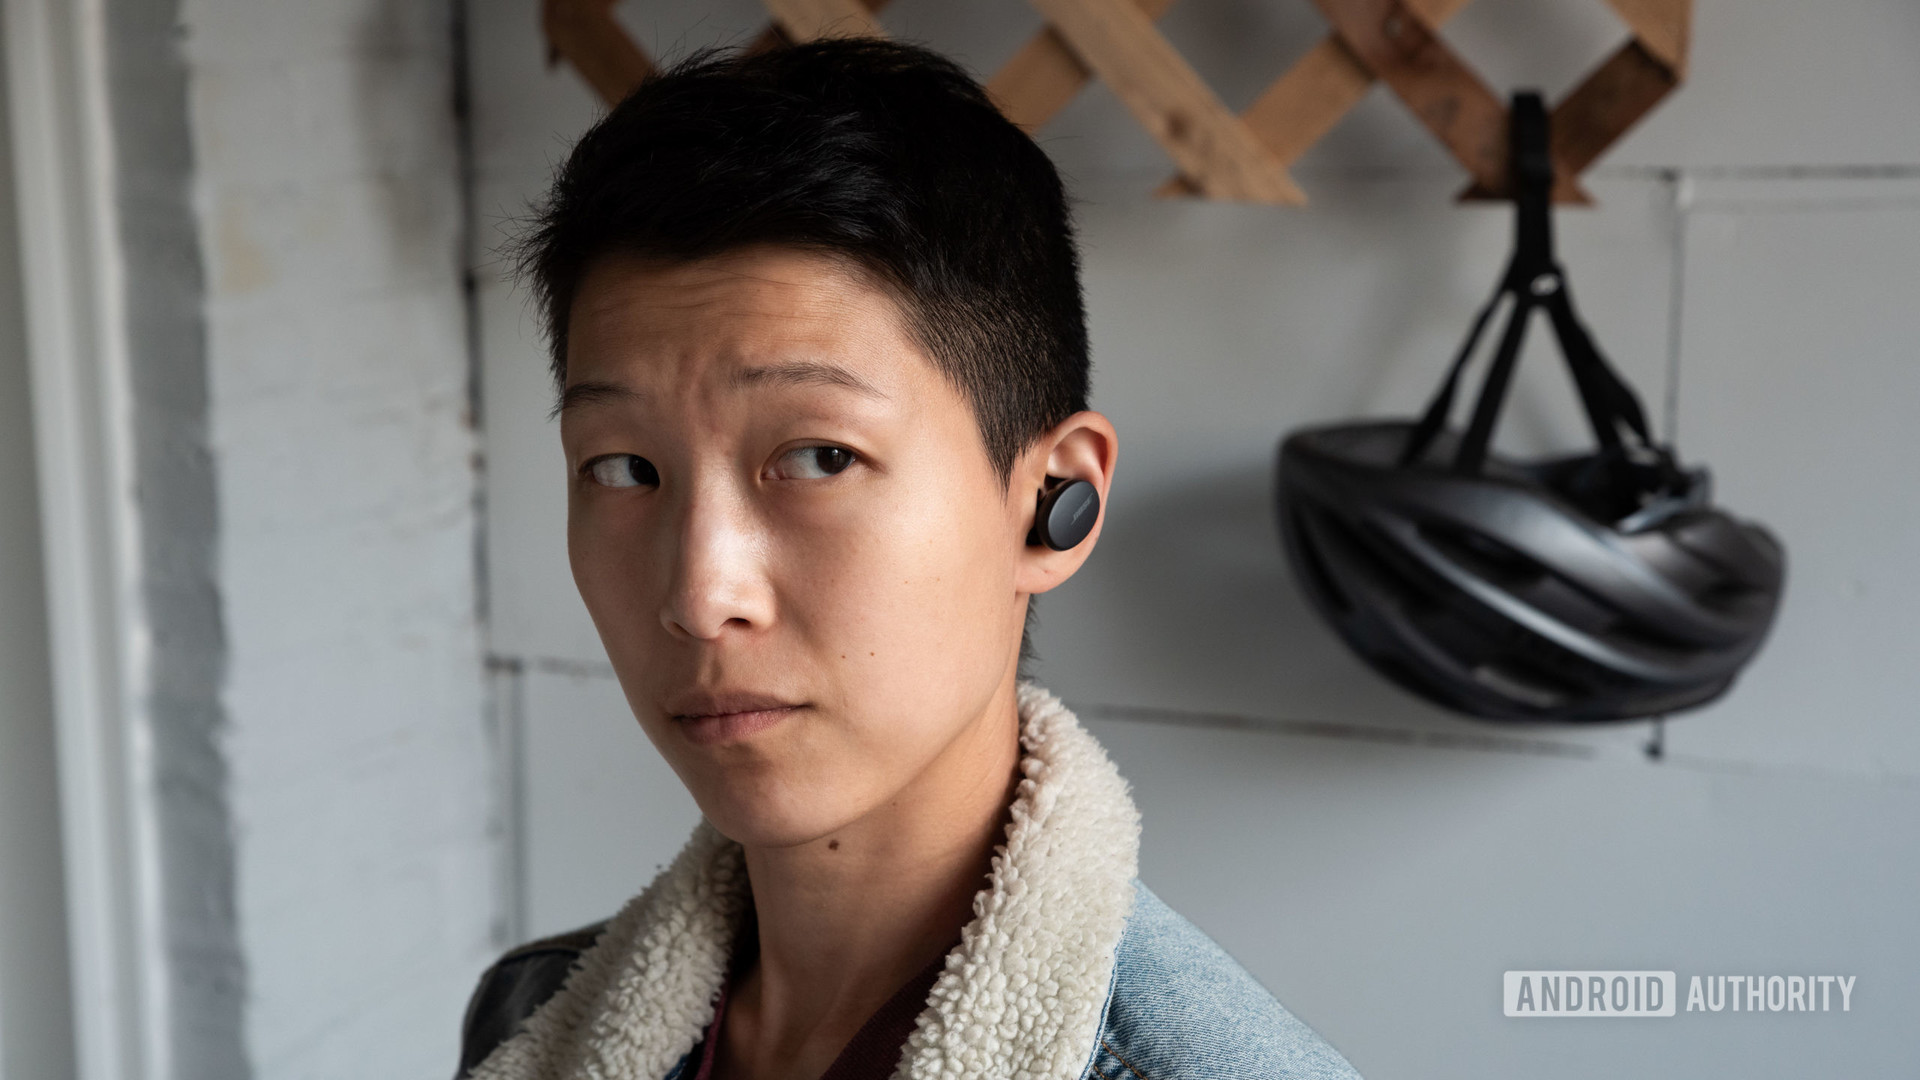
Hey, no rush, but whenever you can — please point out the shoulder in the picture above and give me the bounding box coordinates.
[455,921,608,1079]
[1091,883,1363,1080]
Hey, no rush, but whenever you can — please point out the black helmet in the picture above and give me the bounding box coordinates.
[1276,94,1785,723]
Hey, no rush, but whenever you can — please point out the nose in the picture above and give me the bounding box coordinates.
[657,479,774,641]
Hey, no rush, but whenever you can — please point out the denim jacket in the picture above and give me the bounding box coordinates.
[459,685,1362,1080]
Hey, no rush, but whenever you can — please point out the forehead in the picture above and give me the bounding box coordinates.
[564,246,935,395]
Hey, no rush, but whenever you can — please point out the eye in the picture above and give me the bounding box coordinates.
[586,454,659,488]
[770,445,857,480]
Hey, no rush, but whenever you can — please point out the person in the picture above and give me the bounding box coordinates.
[456,36,1362,1080]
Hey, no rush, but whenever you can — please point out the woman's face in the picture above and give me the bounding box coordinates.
[560,246,1103,848]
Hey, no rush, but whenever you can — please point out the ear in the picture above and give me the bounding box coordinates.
[1010,410,1118,597]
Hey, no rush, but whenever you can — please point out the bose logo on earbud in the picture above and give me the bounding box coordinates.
[1028,478,1099,552]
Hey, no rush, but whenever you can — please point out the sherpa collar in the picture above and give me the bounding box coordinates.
[469,682,1143,1080]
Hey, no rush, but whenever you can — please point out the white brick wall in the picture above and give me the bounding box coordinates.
[180,0,494,1074]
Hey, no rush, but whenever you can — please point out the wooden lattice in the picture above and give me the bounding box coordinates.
[539,0,1689,206]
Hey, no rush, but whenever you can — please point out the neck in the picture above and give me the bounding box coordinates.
[719,675,1024,1080]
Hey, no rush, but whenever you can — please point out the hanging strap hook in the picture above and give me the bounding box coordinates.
[1399,91,1660,477]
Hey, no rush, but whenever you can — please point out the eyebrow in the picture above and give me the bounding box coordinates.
[729,360,888,399]
[556,360,888,418]
[554,380,642,418]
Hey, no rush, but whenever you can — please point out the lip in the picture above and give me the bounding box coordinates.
[665,691,805,746]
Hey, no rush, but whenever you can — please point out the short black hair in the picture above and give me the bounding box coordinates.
[516,37,1091,488]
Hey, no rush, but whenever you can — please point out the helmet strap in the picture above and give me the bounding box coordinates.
[1398,92,1661,476]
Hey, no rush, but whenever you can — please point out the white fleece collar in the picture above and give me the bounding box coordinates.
[470,682,1142,1080]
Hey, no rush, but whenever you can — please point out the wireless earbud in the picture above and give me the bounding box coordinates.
[1027,477,1100,551]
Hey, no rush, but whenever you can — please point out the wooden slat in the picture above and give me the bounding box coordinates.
[1458,38,1679,201]
[543,0,1688,208]
[1158,0,1471,197]
[1463,0,1685,201]
[542,0,652,105]
[1236,0,1473,166]
[546,0,896,106]
[1031,0,1305,204]
[744,22,798,56]
[746,0,888,54]
[986,0,1176,133]
[1157,37,1369,197]
[1402,0,1473,26]
[1555,41,1677,176]
[1604,0,1689,75]
[762,0,888,42]
[1238,39,1374,166]
[988,29,1095,132]
[1311,0,1508,193]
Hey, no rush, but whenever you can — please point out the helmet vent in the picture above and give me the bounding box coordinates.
[1599,614,1707,659]
[1284,506,1352,615]
[1698,579,1761,612]
[1468,662,1570,711]
[1416,521,1544,590]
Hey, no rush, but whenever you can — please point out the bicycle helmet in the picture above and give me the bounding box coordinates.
[1276,93,1785,723]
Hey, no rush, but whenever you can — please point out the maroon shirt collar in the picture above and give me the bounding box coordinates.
[688,919,953,1080]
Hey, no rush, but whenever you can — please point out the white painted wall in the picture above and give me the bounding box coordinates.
[0,21,78,1077]
[176,0,496,1075]
[8,0,504,1076]
[465,1,1920,1077]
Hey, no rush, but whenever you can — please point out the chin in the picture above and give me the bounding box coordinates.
[689,769,874,850]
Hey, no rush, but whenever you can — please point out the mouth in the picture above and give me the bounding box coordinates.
[666,692,806,746]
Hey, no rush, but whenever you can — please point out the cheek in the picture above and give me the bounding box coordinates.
[780,484,1014,682]
[736,488,1011,837]
[567,497,652,638]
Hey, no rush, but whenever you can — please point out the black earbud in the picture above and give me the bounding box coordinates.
[1027,477,1100,551]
